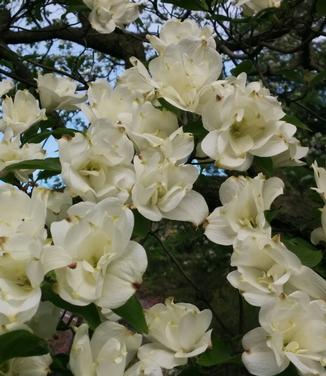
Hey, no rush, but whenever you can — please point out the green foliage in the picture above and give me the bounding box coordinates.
[133,210,152,240]
[113,295,148,334]
[0,330,49,364]
[161,0,208,10]
[42,282,101,330]
[283,237,322,268]
[3,158,61,174]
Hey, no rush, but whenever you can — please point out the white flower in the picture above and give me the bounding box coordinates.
[200,74,292,170]
[205,174,284,245]
[47,198,147,308]
[0,90,46,136]
[132,151,208,225]
[0,137,45,179]
[242,291,326,376]
[236,0,282,13]
[2,354,52,376]
[69,321,142,376]
[312,161,326,202]
[0,79,14,97]
[59,122,135,203]
[36,73,85,111]
[142,298,212,368]
[124,359,163,376]
[83,0,139,34]
[228,233,326,306]
[124,102,179,151]
[311,163,326,245]
[0,185,48,327]
[120,38,222,113]
[81,79,140,126]
[147,19,216,53]
[311,206,326,245]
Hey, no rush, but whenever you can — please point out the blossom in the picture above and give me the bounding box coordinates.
[312,161,326,202]
[141,298,212,369]
[59,121,135,203]
[0,185,48,328]
[28,301,61,339]
[228,234,326,306]
[0,90,46,136]
[83,0,139,34]
[235,0,282,13]
[80,79,140,126]
[1,354,52,376]
[120,38,222,112]
[199,74,299,171]
[0,79,14,97]
[0,137,45,179]
[205,174,284,245]
[147,19,216,53]
[36,73,85,111]
[132,151,208,225]
[69,321,142,376]
[242,291,326,376]
[47,198,147,309]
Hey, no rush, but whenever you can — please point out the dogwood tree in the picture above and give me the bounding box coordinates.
[0,0,325,375]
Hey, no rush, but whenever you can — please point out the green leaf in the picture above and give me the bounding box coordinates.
[282,114,311,131]
[197,336,239,367]
[3,158,61,173]
[42,283,101,330]
[113,295,148,334]
[178,366,201,376]
[316,0,326,16]
[279,69,304,82]
[283,237,322,267]
[158,98,182,118]
[264,209,279,224]
[133,210,152,240]
[161,0,208,10]
[254,156,274,176]
[231,60,254,76]
[0,330,49,364]
[184,118,208,141]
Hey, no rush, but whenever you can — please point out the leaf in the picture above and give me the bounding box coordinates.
[161,0,208,10]
[264,209,279,224]
[158,98,182,118]
[133,210,152,240]
[178,366,202,376]
[282,114,311,131]
[197,335,239,367]
[3,158,61,173]
[316,0,326,16]
[113,295,148,334]
[283,237,322,268]
[254,156,274,176]
[42,282,101,330]
[231,60,255,76]
[184,118,208,141]
[279,69,303,82]
[0,330,49,364]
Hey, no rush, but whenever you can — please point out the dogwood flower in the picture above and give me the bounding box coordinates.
[147,19,216,53]
[242,291,326,376]
[59,121,135,202]
[47,198,147,309]
[0,354,52,376]
[0,137,45,179]
[132,151,208,225]
[312,161,326,202]
[236,0,282,13]
[228,234,326,306]
[81,79,140,126]
[120,36,222,113]
[142,298,212,368]
[83,0,139,34]
[0,79,14,97]
[36,73,85,111]
[69,321,142,376]
[200,74,296,170]
[124,359,163,376]
[0,185,48,327]
[0,90,46,136]
[205,174,284,245]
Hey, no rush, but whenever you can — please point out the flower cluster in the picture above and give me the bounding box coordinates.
[83,0,140,34]
[205,172,326,375]
[69,300,212,375]
[311,162,326,245]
